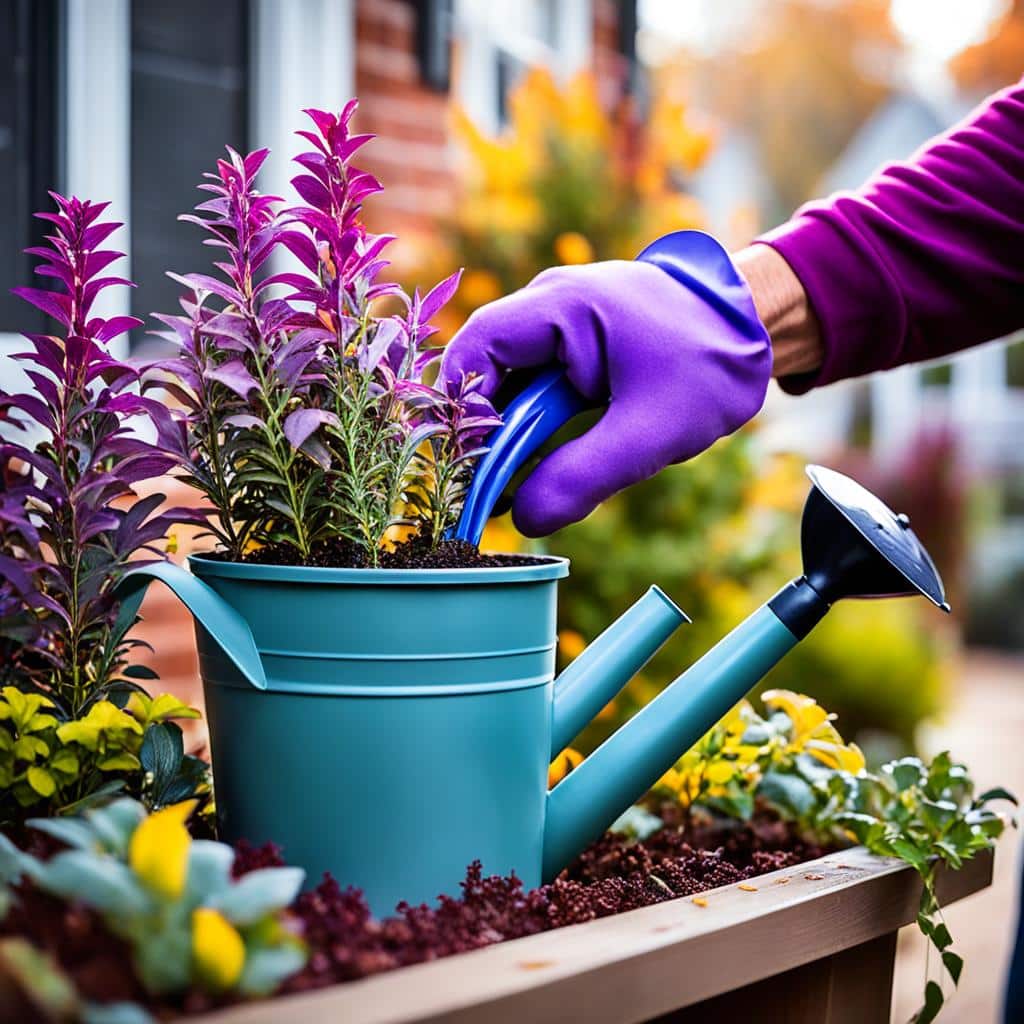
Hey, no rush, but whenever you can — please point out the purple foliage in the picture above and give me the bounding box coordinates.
[148,103,499,564]
[1,194,203,712]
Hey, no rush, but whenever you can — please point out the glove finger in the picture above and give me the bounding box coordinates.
[511,400,688,537]
[438,285,565,399]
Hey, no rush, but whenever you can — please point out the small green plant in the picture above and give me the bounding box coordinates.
[639,691,1015,1024]
[831,754,1013,1023]
[646,689,865,828]
[0,798,306,1006]
[0,686,208,828]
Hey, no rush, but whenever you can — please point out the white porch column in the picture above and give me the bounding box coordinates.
[251,0,356,211]
[62,0,132,332]
[871,365,921,467]
[951,340,1010,468]
[555,0,594,74]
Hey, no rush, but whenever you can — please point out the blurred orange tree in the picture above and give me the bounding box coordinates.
[951,0,1024,97]
[424,66,711,337]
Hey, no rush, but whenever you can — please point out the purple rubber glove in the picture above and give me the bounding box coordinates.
[439,230,771,537]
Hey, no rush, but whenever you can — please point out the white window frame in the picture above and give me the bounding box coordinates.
[250,0,356,278]
[1,0,358,391]
[1,0,131,391]
[454,0,593,134]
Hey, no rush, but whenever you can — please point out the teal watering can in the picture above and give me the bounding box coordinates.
[120,370,949,915]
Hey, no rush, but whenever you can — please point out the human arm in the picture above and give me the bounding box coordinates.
[755,77,1024,393]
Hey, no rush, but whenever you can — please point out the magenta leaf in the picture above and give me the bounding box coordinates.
[418,269,463,324]
[11,286,72,328]
[284,408,340,451]
[206,360,259,398]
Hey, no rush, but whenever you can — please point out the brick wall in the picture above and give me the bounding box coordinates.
[353,0,453,242]
[353,0,628,266]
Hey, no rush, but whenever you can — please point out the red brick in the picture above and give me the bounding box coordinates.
[357,0,414,32]
[357,40,420,82]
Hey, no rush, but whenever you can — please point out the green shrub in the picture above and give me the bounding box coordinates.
[0,687,209,829]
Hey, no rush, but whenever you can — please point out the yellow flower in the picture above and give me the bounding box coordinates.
[165,532,179,555]
[763,689,864,773]
[192,908,245,992]
[459,269,502,308]
[763,690,829,742]
[548,747,583,788]
[558,629,587,660]
[553,232,594,266]
[806,739,866,774]
[129,800,197,899]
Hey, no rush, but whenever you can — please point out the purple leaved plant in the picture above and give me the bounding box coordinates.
[1,194,202,715]
[149,102,499,566]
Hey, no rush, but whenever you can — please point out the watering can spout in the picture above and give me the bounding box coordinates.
[551,587,689,757]
[117,562,267,690]
[541,465,949,880]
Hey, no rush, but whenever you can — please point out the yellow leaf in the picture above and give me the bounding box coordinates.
[128,692,201,727]
[57,701,142,750]
[25,712,58,733]
[26,766,56,797]
[129,800,197,899]
[192,908,245,992]
[761,689,813,722]
[98,752,142,772]
[13,735,48,761]
[806,739,865,775]
[704,760,737,785]
[557,630,586,660]
[548,748,584,788]
[553,231,594,266]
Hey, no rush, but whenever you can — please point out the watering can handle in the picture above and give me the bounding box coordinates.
[450,367,593,546]
[117,562,267,690]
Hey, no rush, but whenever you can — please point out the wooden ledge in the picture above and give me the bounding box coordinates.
[197,847,994,1024]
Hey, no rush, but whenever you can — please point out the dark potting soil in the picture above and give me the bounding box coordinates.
[227,534,550,570]
[0,819,831,1018]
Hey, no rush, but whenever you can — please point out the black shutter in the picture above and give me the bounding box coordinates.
[412,0,454,92]
[618,0,639,94]
[0,0,59,335]
[129,0,249,346]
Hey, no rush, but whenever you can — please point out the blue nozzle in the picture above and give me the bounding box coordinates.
[451,368,591,546]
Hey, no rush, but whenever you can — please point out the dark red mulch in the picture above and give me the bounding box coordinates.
[1,819,831,1018]
[250,818,830,995]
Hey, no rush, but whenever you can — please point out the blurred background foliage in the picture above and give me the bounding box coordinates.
[421,67,711,339]
[431,65,952,760]
[545,437,949,762]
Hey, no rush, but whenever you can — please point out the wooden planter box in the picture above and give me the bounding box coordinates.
[193,846,993,1024]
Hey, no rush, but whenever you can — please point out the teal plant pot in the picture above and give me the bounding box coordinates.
[190,554,569,914]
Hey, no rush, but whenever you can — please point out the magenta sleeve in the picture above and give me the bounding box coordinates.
[758,78,1024,394]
